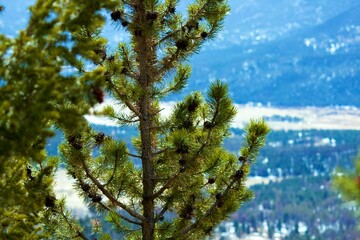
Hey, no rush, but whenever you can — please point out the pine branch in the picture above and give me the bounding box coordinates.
[155,204,170,222]
[80,158,146,222]
[156,0,211,47]
[103,150,119,187]
[114,115,140,124]
[156,47,181,78]
[152,148,169,156]
[167,119,268,238]
[127,152,142,159]
[98,202,141,226]
[119,45,139,80]
[153,130,214,204]
[177,166,245,238]
[106,79,142,117]
[153,172,180,199]
[58,205,88,240]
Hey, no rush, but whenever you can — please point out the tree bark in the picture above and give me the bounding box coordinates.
[139,95,155,240]
[135,2,156,239]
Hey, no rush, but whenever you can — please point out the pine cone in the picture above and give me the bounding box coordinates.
[187,99,199,112]
[176,144,189,154]
[94,132,105,145]
[134,29,143,37]
[215,193,222,200]
[215,193,224,208]
[92,87,105,103]
[146,11,158,21]
[186,22,199,31]
[208,178,215,184]
[234,170,244,180]
[121,20,129,27]
[175,39,189,50]
[80,183,91,192]
[92,195,102,203]
[94,49,106,61]
[68,134,82,150]
[168,6,176,14]
[201,32,208,39]
[121,67,128,74]
[45,195,56,208]
[110,10,121,22]
[204,227,213,234]
[239,156,247,163]
[178,158,186,166]
[204,121,214,129]
[27,167,34,180]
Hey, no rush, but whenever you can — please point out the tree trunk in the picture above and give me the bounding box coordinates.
[136,3,156,239]
[139,98,155,240]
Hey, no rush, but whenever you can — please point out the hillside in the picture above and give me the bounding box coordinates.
[186,3,360,106]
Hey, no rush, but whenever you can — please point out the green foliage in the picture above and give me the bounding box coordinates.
[333,152,360,204]
[1,0,270,239]
[0,0,117,238]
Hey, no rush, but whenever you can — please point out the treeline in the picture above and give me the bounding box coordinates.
[232,176,359,239]
[226,129,360,177]
[222,129,360,239]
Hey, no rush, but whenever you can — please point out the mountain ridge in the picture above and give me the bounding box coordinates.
[1,1,359,107]
[184,2,360,107]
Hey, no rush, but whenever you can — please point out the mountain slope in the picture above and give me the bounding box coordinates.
[1,1,360,107]
[185,3,360,106]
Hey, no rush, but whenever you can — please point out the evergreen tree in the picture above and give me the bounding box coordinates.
[0,1,117,238]
[1,0,270,239]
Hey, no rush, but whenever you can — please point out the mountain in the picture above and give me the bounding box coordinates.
[1,1,360,107]
[183,1,360,107]
[214,0,360,48]
[184,2,360,107]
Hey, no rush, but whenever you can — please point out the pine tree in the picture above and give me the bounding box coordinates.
[1,0,270,239]
[0,1,117,238]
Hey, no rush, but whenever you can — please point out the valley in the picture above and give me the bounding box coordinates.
[86,101,360,130]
